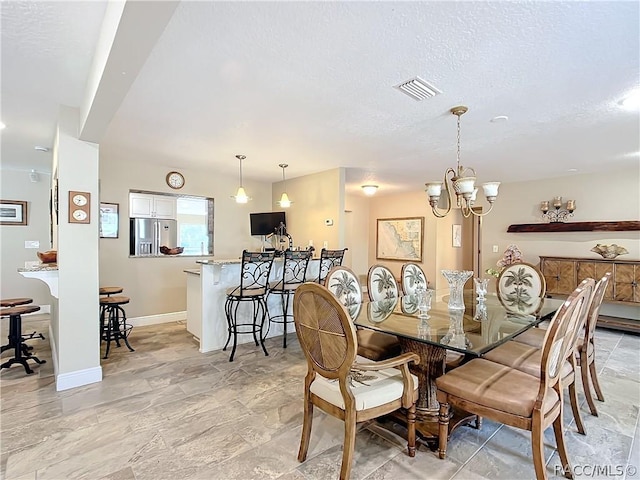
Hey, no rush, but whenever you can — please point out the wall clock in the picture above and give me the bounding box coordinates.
[68,190,91,224]
[166,171,185,189]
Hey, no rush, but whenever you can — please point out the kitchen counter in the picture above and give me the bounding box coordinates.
[185,258,320,353]
[18,264,59,298]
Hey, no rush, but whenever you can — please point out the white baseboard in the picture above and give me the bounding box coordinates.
[56,366,102,392]
[49,324,103,391]
[128,311,186,327]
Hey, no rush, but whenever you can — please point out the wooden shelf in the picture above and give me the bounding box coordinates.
[507,221,640,233]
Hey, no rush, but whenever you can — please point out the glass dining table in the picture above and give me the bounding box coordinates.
[352,291,564,446]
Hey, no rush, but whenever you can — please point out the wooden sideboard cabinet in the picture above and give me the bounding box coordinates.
[539,256,639,305]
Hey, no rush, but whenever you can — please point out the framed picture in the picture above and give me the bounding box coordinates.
[452,224,462,247]
[376,216,424,261]
[99,202,119,238]
[0,200,27,226]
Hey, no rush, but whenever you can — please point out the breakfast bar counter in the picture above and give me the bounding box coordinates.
[186,258,319,353]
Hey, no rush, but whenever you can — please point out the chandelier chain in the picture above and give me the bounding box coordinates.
[456,112,461,171]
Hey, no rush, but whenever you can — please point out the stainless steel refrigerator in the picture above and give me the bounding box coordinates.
[130,218,178,256]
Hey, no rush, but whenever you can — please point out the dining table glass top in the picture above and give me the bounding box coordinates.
[352,292,565,357]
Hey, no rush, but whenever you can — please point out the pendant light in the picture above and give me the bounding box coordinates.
[277,163,292,208]
[232,154,250,204]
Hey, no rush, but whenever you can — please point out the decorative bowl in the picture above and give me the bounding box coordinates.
[160,246,184,255]
[37,250,57,263]
[590,244,628,260]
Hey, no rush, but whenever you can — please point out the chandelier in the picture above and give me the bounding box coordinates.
[425,106,500,218]
[277,163,292,208]
[232,154,250,204]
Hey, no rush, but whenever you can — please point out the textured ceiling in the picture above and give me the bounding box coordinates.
[2,1,638,196]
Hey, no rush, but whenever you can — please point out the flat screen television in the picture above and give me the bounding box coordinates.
[250,211,286,236]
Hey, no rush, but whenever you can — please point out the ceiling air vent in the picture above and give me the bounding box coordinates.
[394,76,441,101]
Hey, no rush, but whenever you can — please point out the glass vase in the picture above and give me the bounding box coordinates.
[474,277,489,302]
[441,269,473,310]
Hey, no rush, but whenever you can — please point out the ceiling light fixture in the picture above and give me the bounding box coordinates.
[277,163,292,208]
[232,154,250,204]
[620,89,640,110]
[361,185,379,196]
[425,106,500,218]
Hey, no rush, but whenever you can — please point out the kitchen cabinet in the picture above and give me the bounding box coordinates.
[539,256,639,306]
[130,193,176,219]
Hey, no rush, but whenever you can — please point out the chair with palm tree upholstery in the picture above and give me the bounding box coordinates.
[513,272,611,417]
[436,278,594,480]
[400,262,428,295]
[325,266,401,361]
[293,282,419,480]
[224,250,276,362]
[367,264,399,301]
[496,262,546,316]
[317,247,348,284]
[268,249,313,348]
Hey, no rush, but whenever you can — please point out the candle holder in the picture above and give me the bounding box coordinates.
[540,196,575,223]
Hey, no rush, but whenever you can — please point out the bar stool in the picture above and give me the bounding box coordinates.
[0,298,44,355]
[0,305,46,374]
[99,287,124,320]
[100,286,123,296]
[100,295,134,359]
[224,250,275,362]
[268,249,312,348]
[317,248,348,284]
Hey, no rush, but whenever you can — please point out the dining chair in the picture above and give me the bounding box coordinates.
[267,249,313,348]
[293,282,419,480]
[496,262,546,315]
[436,279,594,480]
[400,262,428,295]
[223,250,276,361]
[513,272,611,417]
[325,266,401,361]
[367,264,400,301]
[317,248,348,284]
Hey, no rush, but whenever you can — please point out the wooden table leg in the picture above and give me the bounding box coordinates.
[393,338,476,448]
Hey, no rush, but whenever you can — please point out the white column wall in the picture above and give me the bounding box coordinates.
[55,106,102,390]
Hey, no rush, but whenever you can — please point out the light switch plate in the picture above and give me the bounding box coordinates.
[492,245,499,253]
[25,240,40,249]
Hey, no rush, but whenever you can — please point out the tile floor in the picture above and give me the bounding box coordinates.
[1,315,638,480]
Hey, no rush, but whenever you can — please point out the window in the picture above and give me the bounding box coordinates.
[177,197,214,255]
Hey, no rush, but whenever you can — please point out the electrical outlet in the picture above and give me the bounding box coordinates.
[324,219,334,226]
[492,245,499,253]
[24,261,39,269]
[25,240,40,249]
[323,241,328,249]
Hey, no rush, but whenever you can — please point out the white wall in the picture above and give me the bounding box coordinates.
[272,168,345,252]
[55,106,101,382]
[482,169,640,269]
[482,168,640,319]
[0,169,52,306]
[99,152,274,318]
[366,190,466,296]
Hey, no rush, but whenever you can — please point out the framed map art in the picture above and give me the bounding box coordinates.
[376,217,424,262]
